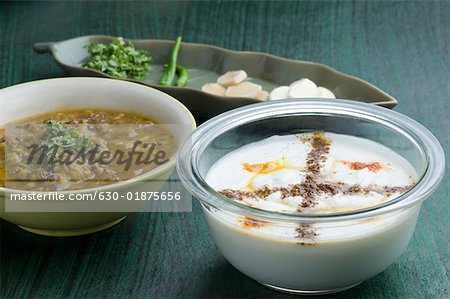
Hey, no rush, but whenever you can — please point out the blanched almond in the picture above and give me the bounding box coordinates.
[255,90,269,101]
[217,70,248,87]
[316,86,336,98]
[225,82,262,98]
[288,78,317,98]
[269,86,289,100]
[201,83,226,96]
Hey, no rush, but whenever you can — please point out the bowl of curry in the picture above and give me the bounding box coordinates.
[0,77,196,236]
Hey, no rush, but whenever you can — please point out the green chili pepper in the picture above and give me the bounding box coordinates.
[159,36,182,86]
[176,64,188,87]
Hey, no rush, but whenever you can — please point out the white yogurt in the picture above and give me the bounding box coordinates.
[203,132,418,292]
[206,132,415,216]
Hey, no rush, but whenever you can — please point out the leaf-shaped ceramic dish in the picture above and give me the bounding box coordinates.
[33,35,397,118]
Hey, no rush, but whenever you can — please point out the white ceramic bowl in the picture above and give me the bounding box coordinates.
[0,77,195,236]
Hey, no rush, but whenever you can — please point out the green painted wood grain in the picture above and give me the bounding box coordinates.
[0,1,449,298]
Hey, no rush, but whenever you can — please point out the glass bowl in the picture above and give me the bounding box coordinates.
[177,99,445,295]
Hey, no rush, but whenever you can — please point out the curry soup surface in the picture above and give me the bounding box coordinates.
[0,109,175,191]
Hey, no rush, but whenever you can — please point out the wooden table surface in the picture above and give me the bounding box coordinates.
[1,1,449,298]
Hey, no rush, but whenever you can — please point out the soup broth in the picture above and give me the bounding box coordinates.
[0,109,175,191]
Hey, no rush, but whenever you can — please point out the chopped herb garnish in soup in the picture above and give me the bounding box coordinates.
[41,119,95,162]
[0,109,175,191]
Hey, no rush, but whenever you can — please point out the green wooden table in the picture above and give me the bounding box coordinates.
[1,1,449,298]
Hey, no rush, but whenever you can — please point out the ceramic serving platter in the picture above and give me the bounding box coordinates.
[33,35,397,118]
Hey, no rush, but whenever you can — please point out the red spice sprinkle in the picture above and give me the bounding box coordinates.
[343,161,382,172]
[242,161,283,174]
[240,216,268,229]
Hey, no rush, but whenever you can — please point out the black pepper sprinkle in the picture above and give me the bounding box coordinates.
[217,131,414,243]
[296,224,318,239]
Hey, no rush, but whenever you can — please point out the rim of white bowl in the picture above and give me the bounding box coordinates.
[0,77,196,195]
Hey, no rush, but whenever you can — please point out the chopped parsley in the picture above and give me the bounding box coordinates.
[42,120,94,160]
[84,38,152,80]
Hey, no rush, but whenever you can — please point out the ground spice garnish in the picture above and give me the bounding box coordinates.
[219,189,256,201]
[296,224,318,239]
[297,242,316,246]
[242,161,280,174]
[305,131,330,175]
[216,131,413,243]
[295,131,332,210]
[342,161,383,172]
[240,216,268,229]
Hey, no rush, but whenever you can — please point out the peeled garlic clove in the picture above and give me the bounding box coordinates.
[225,82,262,98]
[201,83,226,96]
[269,86,290,100]
[316,86,336,98]
[217,70,248,87]
[288,78,318,98]
[255,90,269,101]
